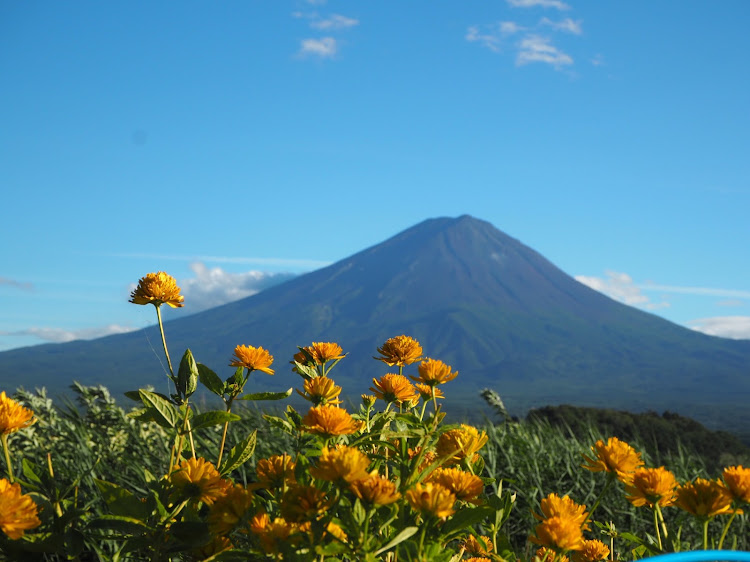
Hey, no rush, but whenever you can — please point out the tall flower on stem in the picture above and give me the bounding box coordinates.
[0,392,35,483]
[675,478,735,549]
[374,335,423,369]
[625,466,678,549]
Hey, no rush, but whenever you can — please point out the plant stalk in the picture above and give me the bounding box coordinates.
[1,434,14,483]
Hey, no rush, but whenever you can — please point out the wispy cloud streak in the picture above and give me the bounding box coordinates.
[110,252,331,269]
[1,325,137,344]
[0,277,33,291]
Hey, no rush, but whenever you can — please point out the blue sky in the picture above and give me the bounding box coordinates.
[2,0,749,351]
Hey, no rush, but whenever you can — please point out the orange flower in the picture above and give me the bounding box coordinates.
[370,374,418,405]
[256,454,296,489]
[573,539,610,562]
[207,484,254,536]
[625,467,678,508]
[723,465,750,504]
[436,424,488,465]
[296,376,342,406]
[310,446,371,484]
[302,405,363,437]
[374,335,423,367]
[414,358,458,386]
[129,271,185,308]
[0,392,35,435]
[415,383,444,401]
[361,394,377,409]
[307,342,345,364]
[350,475,401,506]
[581,437,643,482]
[0,479,40,539]
[428,467,484,503]
[280,485,331,523]
[249,512,299,554]
[170,457,230,505]
[536,547,570,562]
[535,493,589,529]
[229,344,274,375]
[530,515,585,552]
[461,535,494,556]
[406,482,456,519]
[675,478,735,518]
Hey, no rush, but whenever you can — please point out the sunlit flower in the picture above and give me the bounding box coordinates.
[280,485,331,523]
[208,484,254,536]
[229,344,274,375]
[370,373,418,405]
[723,465,750,504]
[536,547,570,562]
[436,424,488,465]
[675,478,735,518]
[256,454,296,489]
[0,479,40,539]
[170,457,230,505]
[305,342,345,364]
[374,335,423,367]
[296,376,342,406]
[298,520,348,543]
[406,482,456,519]
[310,446,371,484]
[350,475,401,506]
[361,394,376,409]
[581,437,643,482]
[249,512,299,554]
[415,383,444,401]
[461,535,493,556]
[625,467,678,508]
[428,467,484,503]
[530,515,585,552]
[572,539,610,562]
[535,493,589,529]
[408,447,438,473]
[414,358,458,386]
[0,392,35,435]
[129,271,185,308]
[465,558,492,562]
[302,405,363,437]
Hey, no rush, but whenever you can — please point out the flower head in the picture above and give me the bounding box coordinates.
[310,446,371,484]
[361,394,377,409]
[230,345,274,375]
[675,478,735,518]
[0,479,41,539]
[535,493,589,529]
[280,485,331,523]
[301,342,345,364]
[370,374,418,406]
[723,465,750,504]
[581,437,643,482]
[536,547,570,562]
[436,424,488,465]
[530,515,585,552]
[350,475,401,506]
[374,335,423,367]
[256,454,296,489]
[415,383,444,401]
[572,540,610,562]
[428,467,484,503]
[406,482,456,519]
[296,376,342,406]
[170,457,230,505]
[249,512,299,554]
[461,535,494,556]
[0,392,35,436]
[208,483,255,536]
[414,358,458,386]
[302,405,363,437]
[625,467,678,508]
[129,271,184,308]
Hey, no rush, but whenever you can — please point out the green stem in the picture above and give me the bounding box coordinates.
[703,518,709,551]
[217,402,233,467]
[582,473,615,528]
[655,503,669,548]
[718,510,738,550]
[1,434,14,483]
[154,305,174,377]
[653,506,663,551]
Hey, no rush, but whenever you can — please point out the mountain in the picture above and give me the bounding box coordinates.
[2,216,749,431]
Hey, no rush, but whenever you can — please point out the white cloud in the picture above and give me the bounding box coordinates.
[500,21,525,35]
[717,299,746,307]
[0,277,33,291]
[507,0,570,10]
[575,271,670,310]
[638,283,750,299]
[591,54,605,67]
[299,37,338,58]
[466,26,502,52]
[311,14,359,30]
[177,262,295,311]
[540,17,582,35]
[688,317,750,340]
[2,324,136,344]
[110,252,330,270]
[516,35,573,68]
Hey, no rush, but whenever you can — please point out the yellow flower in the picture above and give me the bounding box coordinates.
[302,405,363,437]
[414,358,458,386]
[535,493,589,530]
[675,478,735,518]
[361,394,376,409]
[129,271,185,308]
[572,539,610,562]
[280,485,331,523]
[374,335,423,367]
[0,392,35,436]
[256,454,296,489]
[370,373,418,405]
[350,475,401,506]
[297,376,342,406]
[0,479,41,539]
[530,515,585,552]
[723,465,750,504]
[415,383,444,401]
[581,437,643,482]
[310,446,371,484]
[428,467,484,503]
[625,467,678,508]
[207,484,254,536]
[298,520,348,543]
[229,344,274,375]
[465,558,492,562]
[249,512,299,554]
[307,342,345,364]
[436,424,488,465]
[170,457,230,505]
[406,482,456,519]
[461,535,494,556]
[536,547,570,562]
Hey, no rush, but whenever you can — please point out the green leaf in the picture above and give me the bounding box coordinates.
[177,349,199,400]
[440,505,496,537]
[95,479,150,520]
[292,360,318,380]
[374,527,419,556]
[138,389,178,428]
[22,459,42,485]
[263,414,294,434]
[220,430,257,475]
[89,515,153,534]
[226,366,245,385]
[188,411,241,432]
[169,521,211,548]
[237,388,293,401]
[198,363,225,396]
[124,390,142,402]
